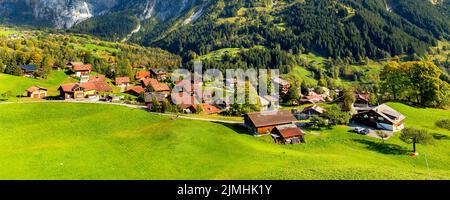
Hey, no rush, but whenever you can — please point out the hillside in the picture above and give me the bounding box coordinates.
[0,102,448,179]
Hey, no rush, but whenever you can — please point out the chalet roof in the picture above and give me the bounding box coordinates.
[201,104,221,114]
[135,71,150,79]
[150,69,167,75]
[59,83,79,92]
[115,77,131,85]
[148,79,170,92]
[302,105,325,114]
[144,92,167,103]
[274,124,305,138]
[20,65,36,72]
[89,75,106,83]
[372,104,406,123]
[272,77,290,86]
[72,64,92,71]
[356,93,370,102]
[67,62,84,66]
[358,104,406,124]
[79,82,97,91]
[126,86,145,94]
[27,85,47,93]
[245,110,297,128]
[92,81,112,92]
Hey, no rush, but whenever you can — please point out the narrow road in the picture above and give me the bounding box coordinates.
[0,100,243,124]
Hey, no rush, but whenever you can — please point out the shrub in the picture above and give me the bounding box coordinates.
[436,119,450,130]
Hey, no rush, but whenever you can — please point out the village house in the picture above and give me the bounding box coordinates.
[200,104,222,114]
[244,110,298,135]
[300,104,325,119]
[271,124,305,144]
[19,65,37,77]
[352,104,406,132]
[26,85,47,99]
[58,83,97,100]
[144,92,167,110]
[300,92,325,105]
[67,62,92,77]
[142,78,171,93]
[260,95,280,111]
[87,75,112,93]
[174,79,203,95]
[115,77,131,87]
[135,71,150,81]
[126,86,145,96]
[354,93,370,107]
[150,69,168,81]
[272,77,291,96]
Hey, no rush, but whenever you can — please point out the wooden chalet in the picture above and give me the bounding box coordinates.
[150,69,168,81]
[67,62,92,77]
[144,92,167,110]
[244,110,298,135]
[272,77,291,96]
[126,86,145,96]
[271,124,305,144]
[143,78,170,93]
[135,71,150,81]
[19,65,37,77]
[115,77,131,87]
[59,83,97,99]
[26,86,47,99]
[352,104,406,132]
[301,104,325,118]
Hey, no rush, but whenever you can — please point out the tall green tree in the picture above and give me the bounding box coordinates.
[400,128,433,154]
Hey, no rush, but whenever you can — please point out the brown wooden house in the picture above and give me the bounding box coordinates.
[352,104,406,132]
[26,86,47,99]
[244,110,298,135]
[150,69,168,81]
[271,124,305,144]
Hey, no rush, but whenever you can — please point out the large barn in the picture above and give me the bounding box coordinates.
[244,110,298,135]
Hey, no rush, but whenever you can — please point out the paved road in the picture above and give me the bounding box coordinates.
[0,100,243,124]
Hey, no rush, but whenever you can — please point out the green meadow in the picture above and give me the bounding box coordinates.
[0,72,69,99]
[0,102,448,180]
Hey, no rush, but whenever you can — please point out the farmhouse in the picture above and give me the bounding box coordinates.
[59,83,97,99]
[301,104,325,118]
[26,85,47,99]
[244,110,298,135]
[135,71,150,80]
[126,86,145,96]
[352,104,406,132]
[272,77,291,96]
[150,69,168,81]
[144,78,170,93]
[354,92,370,107]
[271,124,305,144]
[19,65,37,77]
[115,77,131,87]
[68,62,92,77]
[201,104,221,114]
[144,92,167,110]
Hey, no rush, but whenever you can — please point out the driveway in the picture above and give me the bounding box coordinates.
[348,122,395,140]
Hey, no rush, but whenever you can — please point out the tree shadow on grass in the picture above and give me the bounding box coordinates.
[352,139,409,155]
[432,133,450,140]
[213,122,252,135]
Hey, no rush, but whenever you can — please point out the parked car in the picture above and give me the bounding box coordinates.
[354,127,370,135]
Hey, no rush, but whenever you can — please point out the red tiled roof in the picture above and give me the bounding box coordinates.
[245,110,297,128]
[115,77,130,85]
[93,81,112,92]
[135,71,150,79]
[89,75,106,83]
[72,64,92,71]
[145,78,170,92]
[275,124,305,138]
[201,104,221,114]
[126,86,145,94]
[302,104,325,114]
[27,85,47,93]
[79,82,97,91]
[59,83,79,92]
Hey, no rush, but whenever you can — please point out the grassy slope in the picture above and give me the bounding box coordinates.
[0,71,69,99]
[0,102,448,180]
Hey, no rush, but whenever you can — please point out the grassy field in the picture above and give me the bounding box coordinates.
[0,102,448,180]
[0,72,70,101]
